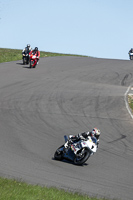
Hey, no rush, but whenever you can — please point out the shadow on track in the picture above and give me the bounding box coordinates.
[16,63,32,69]
[16,62,23,65]
[52,157,88,167]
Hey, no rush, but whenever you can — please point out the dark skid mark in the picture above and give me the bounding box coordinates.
[108,134,127,144]
[121,73,132,86]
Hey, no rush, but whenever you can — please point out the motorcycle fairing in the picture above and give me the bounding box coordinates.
[63,148,75,161]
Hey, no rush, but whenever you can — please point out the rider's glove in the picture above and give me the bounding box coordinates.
[64,139,72,148]
[64,141,68,148]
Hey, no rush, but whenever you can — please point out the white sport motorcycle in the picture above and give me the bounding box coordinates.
[54,135,98,165]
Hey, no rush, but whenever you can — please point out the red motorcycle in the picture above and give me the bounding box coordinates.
[29,52,38,68]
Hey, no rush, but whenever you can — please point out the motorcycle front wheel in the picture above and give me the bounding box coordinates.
[23,57,26,65]
[30,60,34,68]
[54,145,64,161]
[130,55,133,60]
[26,58,29,64]
[74,148,90,165]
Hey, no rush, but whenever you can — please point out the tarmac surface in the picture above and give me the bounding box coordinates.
[0,56,133,200]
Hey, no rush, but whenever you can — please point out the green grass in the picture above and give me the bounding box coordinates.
[0,48,87,63]
[0,177,109,200]
[128,94,133,112]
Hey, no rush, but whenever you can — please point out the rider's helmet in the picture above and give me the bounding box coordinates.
[92,128,100,140]
[35,47,38,51]
[27,44,31,49]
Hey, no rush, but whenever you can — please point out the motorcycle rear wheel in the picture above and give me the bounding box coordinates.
[74,148,90,165]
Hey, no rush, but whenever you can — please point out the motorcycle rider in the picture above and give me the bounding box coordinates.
[29,47,40,64]
[22,44,32,55]
[128,48,133,59]
[129,48,133,53]
[64,128,100,149]
[22,44,32,64]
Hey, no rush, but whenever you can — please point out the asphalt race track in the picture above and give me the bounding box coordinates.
[0,56,133,200]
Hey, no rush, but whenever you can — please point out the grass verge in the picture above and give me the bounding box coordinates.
[0,48,87,63]
[0,177,109,200]
[128,94,133,113]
